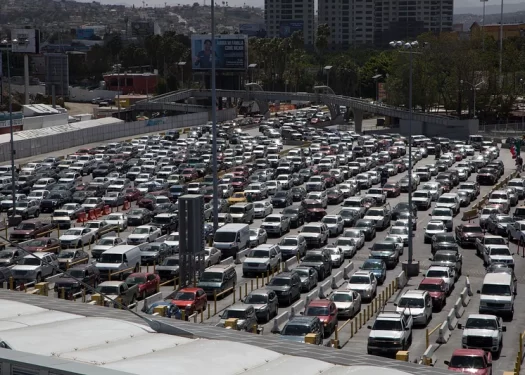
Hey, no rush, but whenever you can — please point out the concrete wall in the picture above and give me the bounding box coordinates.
[23,113,70,130]
[211,108,237,122]
[0,112,210,163]
[8,83,45,97]
[69,87,119,103]
[399,118,479,140]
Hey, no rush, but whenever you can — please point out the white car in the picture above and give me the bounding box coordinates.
[341,228,365,249]
[164,232,180,252]
[333,237,357,258]
[204,247,222,267]
[424,221,447,244]
[420,182,443,201]
[254,201,273,218]
[321,215,344,237]
[59,227,97,248]
[327,246,344,268]
[330,290,362,318]
[412,190,432,210]
[126,225,161,245]
[425,266,455,294]
[483,245,515,268]
[91,236,124,259]
[82,197,103,210]
[383,235,404,255]
[26,190,49,204]
[266,180,281,195]
[346,271,377,302]
[430,207,454,231]
[365,188,387,205]
[105,212,128,231]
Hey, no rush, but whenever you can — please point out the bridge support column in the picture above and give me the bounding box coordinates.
[354,109,364,133]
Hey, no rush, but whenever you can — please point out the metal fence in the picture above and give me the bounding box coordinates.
[479,122,525,135]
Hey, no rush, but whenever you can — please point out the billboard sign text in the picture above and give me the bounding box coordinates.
[279,21,304,38]
[191,34,247,71]
[11,29,40,54]
[239,24,267,37]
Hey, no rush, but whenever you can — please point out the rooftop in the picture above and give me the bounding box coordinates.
[0,290,453,375]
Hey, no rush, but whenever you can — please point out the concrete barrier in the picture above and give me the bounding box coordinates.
[331,271,345,289]
[290,299,306,319]
[447,308,458,330]
[343,262,354,279]
[235,248,250,264]
[318,279,332,299]
[284,256,298,272]
[422,344,438,366]
[454,297,465,318]
[271,311,290,333]
[437,321,451,344]
[396,271,407,289]
[460,287,470,307]
[305,289,319,307]
[465,277,473,297]
[220,257,234,265]
[142,292,163,311]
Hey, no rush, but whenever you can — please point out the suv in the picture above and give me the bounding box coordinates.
[261,214,291,237]
[242,244,282,277]
[369,241,400,269]
[53,263,101,294]
[436,193,461,215]
[217,303,258,332]
[11,252,59,283]
[304,299,338,337]
[280,316,323,345]
[265,272,302,306]
[299,223,329,247]
[367,311,413,356]
[281,205,306,228]
[395,290,433,326]
[418,277,447,311]
[346,270,378,302]
[197,263,237,297]
[300,248,332,280]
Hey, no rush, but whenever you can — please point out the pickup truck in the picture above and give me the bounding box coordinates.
[9,219,55,242]
[95,281,139,307]
[506,220,525,243]
[367,310,413,356]
[475,235,507,257]
[458,314,506,354]
[445,349,492,375]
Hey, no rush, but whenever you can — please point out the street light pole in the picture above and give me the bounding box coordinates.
[460,79,484,119]
[499,0,503,83]
[211,0,219,232]
[481,0,488,51]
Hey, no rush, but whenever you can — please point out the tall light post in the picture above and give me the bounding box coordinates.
[211,0,219,232]
[372,74,382,102]
[177,62,186,88]
[480,0,488,50]
[499,0,503,83]
[324,66,332,87]
[460,79,485,119]
[389,40,419,275]
[1,38,21,224]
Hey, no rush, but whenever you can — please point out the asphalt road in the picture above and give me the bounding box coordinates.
[4,118,521,373]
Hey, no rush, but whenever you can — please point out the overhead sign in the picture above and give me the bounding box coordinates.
[279,21,304,38]
[11,29,40,54]
[191,34,248,71]
[239,24,267,37]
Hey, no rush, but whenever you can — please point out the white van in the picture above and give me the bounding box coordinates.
[478,273,516,319]
[213,223,250,259]
[96,244,142,281]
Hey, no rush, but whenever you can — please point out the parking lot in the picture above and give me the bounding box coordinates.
[1,109,523,373]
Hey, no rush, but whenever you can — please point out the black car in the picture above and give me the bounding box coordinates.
[40,191,71,213]
[271,190,293,208]
[282,205,306,228]
[300,249,332,280]
[151,213,179,235]
[92,163,116,178]
[265,272,302,306]
[392,202,418,221]
[53,264,101,295]
[126,208,154,226]
[431,233,457,254]
[72,191,88,204]
[291,186,307,202]
[354,219,376,241]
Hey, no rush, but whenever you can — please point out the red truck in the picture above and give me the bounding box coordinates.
[445,349,492,375]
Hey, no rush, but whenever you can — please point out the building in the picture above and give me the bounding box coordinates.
[103,73,158,95]
[470,22,525,41]
[319,0,453,48]
[264,0,315,46]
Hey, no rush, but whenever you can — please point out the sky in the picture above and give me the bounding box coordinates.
[84,0,525,15]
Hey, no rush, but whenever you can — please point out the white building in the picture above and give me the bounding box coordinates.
[264,0,315,46]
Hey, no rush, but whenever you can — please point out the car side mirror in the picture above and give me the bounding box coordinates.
[458,323,463,329]
[444,361,450,366]
[367,325,372,329]
[502,326,507,332]
[476,290,481,294]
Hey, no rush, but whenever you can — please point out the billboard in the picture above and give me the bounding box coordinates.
[45,53,69,97]
[131,21,154,37]
[11,29,40,54]
[76,28,95,40]
[239,24,267,37]
[191,34,247,71]
[378,82,387,102]
[279,20,304,38]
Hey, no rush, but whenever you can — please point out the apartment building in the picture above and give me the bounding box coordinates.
[264,0,315,46]
[319,0,453,48]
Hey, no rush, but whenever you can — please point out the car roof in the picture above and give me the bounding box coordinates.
[452,349,486,357]
[401,290,427,298]
[307,299,331,307]
[420,277,445,285]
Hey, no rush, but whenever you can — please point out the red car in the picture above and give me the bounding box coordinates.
[182,168,199,181]
[125,272,160,300]
[124,188,142,202]
[172,287,208,314]
[304,299,338,337]
[383,182,401,197]
[233,166,249,177]
[445,349,492,375]
[230,176,248,192]
[320,172,336,188]
[417,277,447,311]
[20,237,60,253]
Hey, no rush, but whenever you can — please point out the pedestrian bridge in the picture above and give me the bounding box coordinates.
[133,85,478,138]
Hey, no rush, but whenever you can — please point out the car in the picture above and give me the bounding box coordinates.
[332,237,357,258]
[171,287,208,314]
[330,290,362,319]
[424,220,448,244]
[482,245,514,268]
[365,188,387,205]
[382,182,401,197]
[56,248,89,270]
[455,224,484,247]
[418,277,447,311]
[0,248,24,267]
[270,190,293,208]
[486,214,514,236]
[304,299,338,337]
[360,258,387,285]
[127,225,161,245]
[217,304,258,332]
[292,266,318,292]
[125,272,160,300]
[20,237,60,253]
[59,227,97,249]
[300,223,329,248]
[354,219,376,241]
[369,241,399,269]
[300,248,332,280]
[430,207,454,232]
[242,244,282,277]
[242,289,279,323]
[425,266,455,295]
[321,215,344,237]
[392,202,417,221]
[346,271,377,302]
[126,208,154,226]
[53,264,101,294]
[265,272,302,306]
[249,228,268,248]
[430,250,463,279]
[11,252,59,283]
[326,245,344,268]
[7,200,41,219]
[281,205,306,228]
[279,316,323,345]
[278,235,307,260]
[253,201,273,218]
[445,349,492,375]
[363,206,391,230]
[341,228,365,249]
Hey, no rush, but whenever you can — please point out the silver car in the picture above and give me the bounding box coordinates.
[242,289,279,323]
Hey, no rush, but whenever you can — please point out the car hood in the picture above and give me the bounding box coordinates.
[396,306,425,316]
[300,260,323,268]
[11,229,33,234]
[92,245,114,252]
[369,330,404,339]
[12,265,39,271]
[279,335,306,343]
[155,265,179,272]
[431,260,456,268]
[140,251,158,257]
[59,235,81,241]
[370,250,395,257]
[95,263,123,270]
[279,245,298,252]
[267,285,291,292]
[412,196,429,201]
[128,234,148,239]
[463,328,498,338]
[54,278,81,286]
[432,215,453,221]
[447,368,488,375]
[299,232,321,238]
[364,216,383,221]
[244,258,270,265]
[346,283,370,291]
[334,301,353,309]
[488,255,513,262]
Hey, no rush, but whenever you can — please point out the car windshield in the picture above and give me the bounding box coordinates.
[269,277,291,286]
[0,251,14,259]
[281,323,311,336]
[465,318,497,330]
[280,238,297,246]
[67,269,85,278]
[332,293,353,302]
[133,228,151,234]
[434,253,456,262]
[200,272,222,282]
[372,243,394,251]
[223,309,246,319]
[249,250,269,258]
[390,228,408,235]
[264,217,281,223]
[433,209,452,216]
[99,254,123,263]
[126,276,146,284]
[302,226,320,233]
[498,217,513,223]
[427,223,444,231]
[362,261,382,270]
[303,254,323,262]
[397,297,424,308]
[413,192,428,198]
[355,221,371,228]
[427,270,448,278]
[306,306,329,316]
[418,283,442,292]
[349,276,370,284]
[372,320,402,331]
[174,292,195,301]
[244,294,268,304]
[20,258,41,266]
[322,217,337,223]
[15,223,35,230]
[336,238,355,246]
[449,355,486,369]
[367,209,384,216]
[490,248,511,256]
[58,251,75,259]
